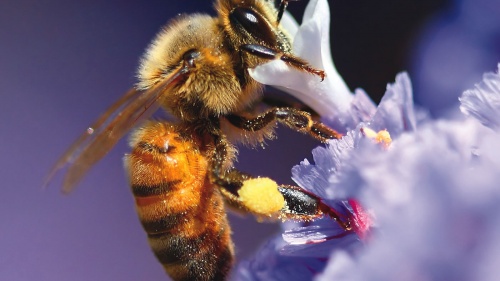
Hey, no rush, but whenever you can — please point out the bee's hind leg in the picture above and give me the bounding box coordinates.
[208,129,350,230]
[277,184,351,230]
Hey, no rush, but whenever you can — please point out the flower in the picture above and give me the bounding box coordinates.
[238,0,424,278]
[318,66,500,280]
[287,72,417,245]
[249,0,356,126]
[239,0,500,279]
[233,235,359,281]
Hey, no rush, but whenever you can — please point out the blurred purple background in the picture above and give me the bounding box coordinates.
[3,0,497,280]
[411,0,500,116]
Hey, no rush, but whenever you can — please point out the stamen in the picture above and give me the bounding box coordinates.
[361,127,392,148]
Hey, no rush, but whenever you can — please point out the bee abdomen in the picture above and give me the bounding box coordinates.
[149,225,233,281]
[131,180,182,197]
[138,210,186,235]
[138,185,233,281]
[125,123,234,281]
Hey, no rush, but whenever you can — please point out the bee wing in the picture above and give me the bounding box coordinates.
[46,68,187,193]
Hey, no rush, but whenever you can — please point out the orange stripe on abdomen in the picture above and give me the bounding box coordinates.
[125,122,234,281]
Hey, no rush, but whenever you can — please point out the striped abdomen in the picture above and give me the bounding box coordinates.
[124,122,234,281]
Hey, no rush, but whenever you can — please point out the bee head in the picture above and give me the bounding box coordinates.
[137,15,261,121]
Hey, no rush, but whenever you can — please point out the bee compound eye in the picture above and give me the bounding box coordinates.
[182,49,200,68]
[229,7,276,45]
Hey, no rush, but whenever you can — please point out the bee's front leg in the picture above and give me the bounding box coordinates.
[240,44,325,81]
[225,107,342,142]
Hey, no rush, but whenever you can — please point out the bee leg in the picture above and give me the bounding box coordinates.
[240,44,325,81]
[278,185,352,231]
[208,133,286,217]
[225,107,342,143]
[261,95,320,119]
[209,129,350,230]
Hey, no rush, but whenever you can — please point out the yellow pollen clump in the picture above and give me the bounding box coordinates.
[238,177,285,216]
[362,127,392,147]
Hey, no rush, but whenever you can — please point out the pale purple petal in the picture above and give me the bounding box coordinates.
[282,219,361,257]
[293,72,418,202]
[319,117,500,281]
[292,130,357,199]
[370,72,417,135]
[460,64,500,130]
[283,224,343,246]
[341,89,377,127]
[317,251,356,281]
[234,236,330,281]
[323,88,377,132]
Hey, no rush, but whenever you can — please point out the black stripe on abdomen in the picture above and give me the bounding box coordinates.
[151,232,233,281]
[140,212,186,235]
[149,231,210,264]
[131,180,181,197]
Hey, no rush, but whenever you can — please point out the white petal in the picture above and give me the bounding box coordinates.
[250,61,349,117]
[280,11,299,39]
[250,0,352,118]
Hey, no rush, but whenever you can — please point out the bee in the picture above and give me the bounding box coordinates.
[47,0,352,280]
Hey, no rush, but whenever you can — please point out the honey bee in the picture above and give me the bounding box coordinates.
[47,0,352,280]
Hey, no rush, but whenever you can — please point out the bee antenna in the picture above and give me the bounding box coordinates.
[276,0,299,25]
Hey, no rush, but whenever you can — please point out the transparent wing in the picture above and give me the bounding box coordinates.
[45,68,187,193]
